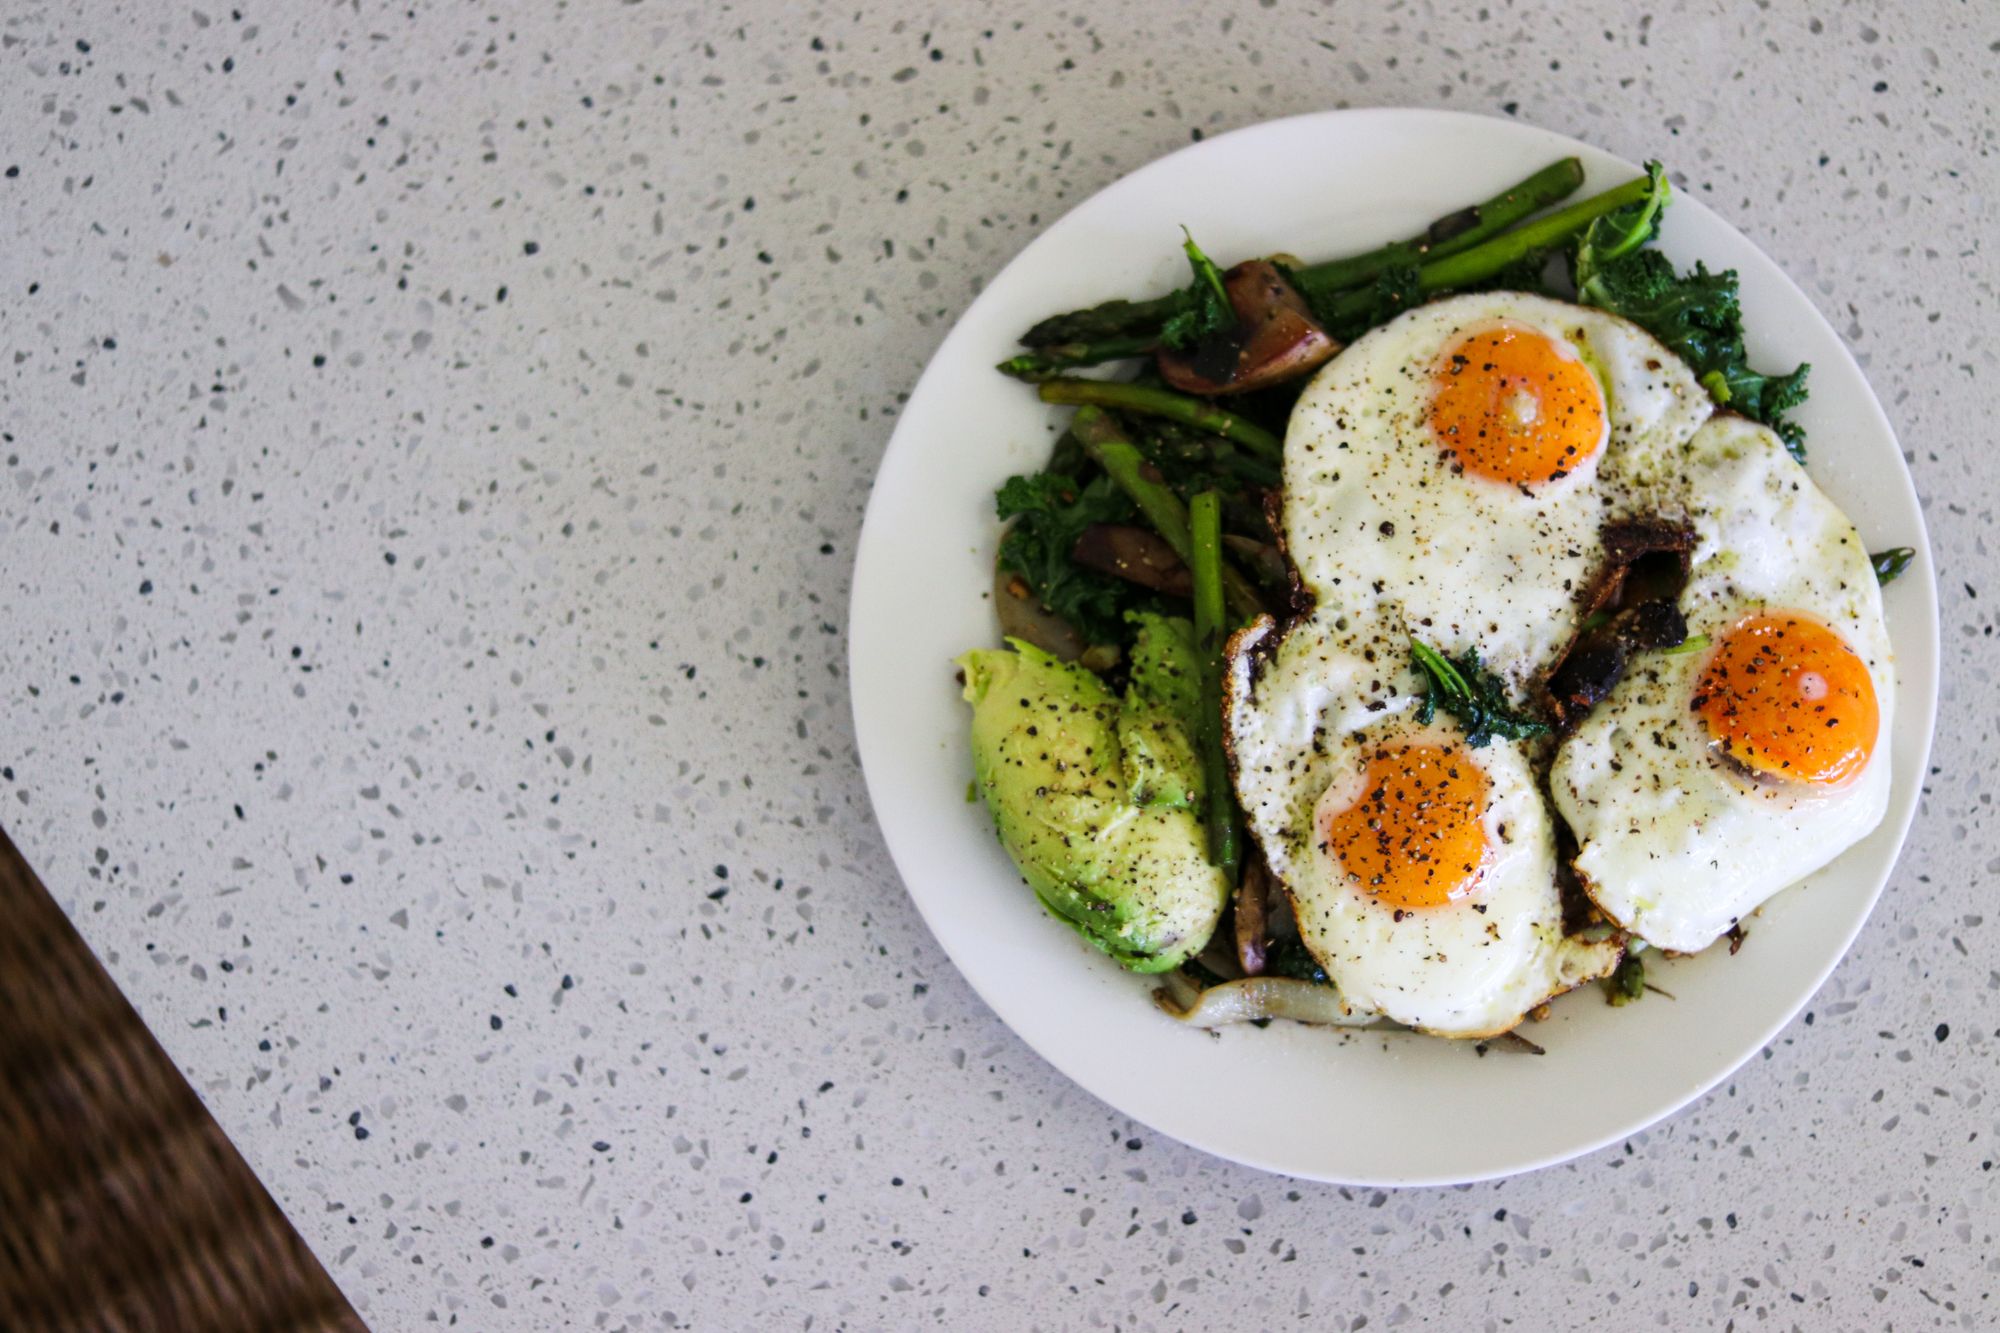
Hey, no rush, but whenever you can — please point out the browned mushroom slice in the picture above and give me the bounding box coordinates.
[1233,856,1271,977]
[1157,260,1340,396]
[1070,523,1194,597]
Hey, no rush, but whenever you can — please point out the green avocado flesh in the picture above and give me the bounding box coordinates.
[957,613,1229,974]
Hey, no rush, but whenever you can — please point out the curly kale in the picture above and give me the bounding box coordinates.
[1410,640,1549,748]
[995,471,1142,646]
[1572,162,1812,460]
[1156,229,1235,351]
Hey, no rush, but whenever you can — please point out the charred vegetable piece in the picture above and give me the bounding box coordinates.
[1156,260,1340,396]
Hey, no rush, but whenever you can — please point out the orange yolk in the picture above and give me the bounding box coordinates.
[1429,324,1606,488]
[1692,612,1879,786]
[1322,742,1490,911]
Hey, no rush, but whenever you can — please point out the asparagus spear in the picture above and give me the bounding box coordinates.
[998,333,1159,382]
[1318,168,1663,327]
[1041,379,1283,463]
[1070,407,1264,621]
[1189,489,1242,881]
[1017,157,1586,348]
[1287,157,1587,308]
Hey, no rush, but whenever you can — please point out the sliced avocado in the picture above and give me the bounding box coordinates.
[957,613,1230,974]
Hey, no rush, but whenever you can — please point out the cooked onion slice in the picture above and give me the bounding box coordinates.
[1153,969,1376,1028]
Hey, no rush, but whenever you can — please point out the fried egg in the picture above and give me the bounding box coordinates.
[1549,414,1894,953]
[1278,291,1713,690]
[1228,619,1618,1036]
[1226,291,1713,1036]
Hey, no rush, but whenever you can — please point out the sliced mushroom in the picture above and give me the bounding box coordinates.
[1158,260,1340,396]
[1234,857,1271,977]
[1070,523,1193,596]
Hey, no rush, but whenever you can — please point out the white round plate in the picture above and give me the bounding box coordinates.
[849,109,1938,1186]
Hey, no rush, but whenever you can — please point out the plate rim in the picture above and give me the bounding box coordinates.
[848,106,1940,1187]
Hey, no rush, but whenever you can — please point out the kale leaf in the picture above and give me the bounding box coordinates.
[995,471,1141,646]
[1263,937,1331,986]
[1157,229,1235,350]
[1573,162,1812,460]
[1410,639,1549,748]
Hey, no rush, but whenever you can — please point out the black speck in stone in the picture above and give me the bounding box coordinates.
[739,1191,752,1203]
[312,353,326,367]
[481,1237,495,1249]
[77,39,91,52]
[489,1014,503,1030]
[523,240,540,255]
[1125,1137,1142,1150]
[742,197,755,211]
[503,983,517,997]
[593,1140,611,1152]
[222,56,233,73]
[714,864,729,879]
[102,338,115,350]
[383,552,396,565]
[496,286,508,303]
[817,1081,834,1093]
[353,1125,369,1140]
[1189,127,1203,142]
[819,542,834,554]
[1181,1209,1197,1225]
[3,166,16,178]
[1936,1023,1950,1042]
[1503,101,1520,116]
[1873,81,1888,92]
[891,1176,904,1186]
[706,886,728,901]
[561,974,573,989]
[138,579,153,594]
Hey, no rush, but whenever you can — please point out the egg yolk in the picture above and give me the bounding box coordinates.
[1323,742,1490,911]
[1692,612,1879,786]
[1428,324,1606,488]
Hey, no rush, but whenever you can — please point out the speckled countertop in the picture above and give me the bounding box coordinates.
[2,1,1993,1327]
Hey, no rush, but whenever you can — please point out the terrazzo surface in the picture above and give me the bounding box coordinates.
[2,1,1995,1327]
